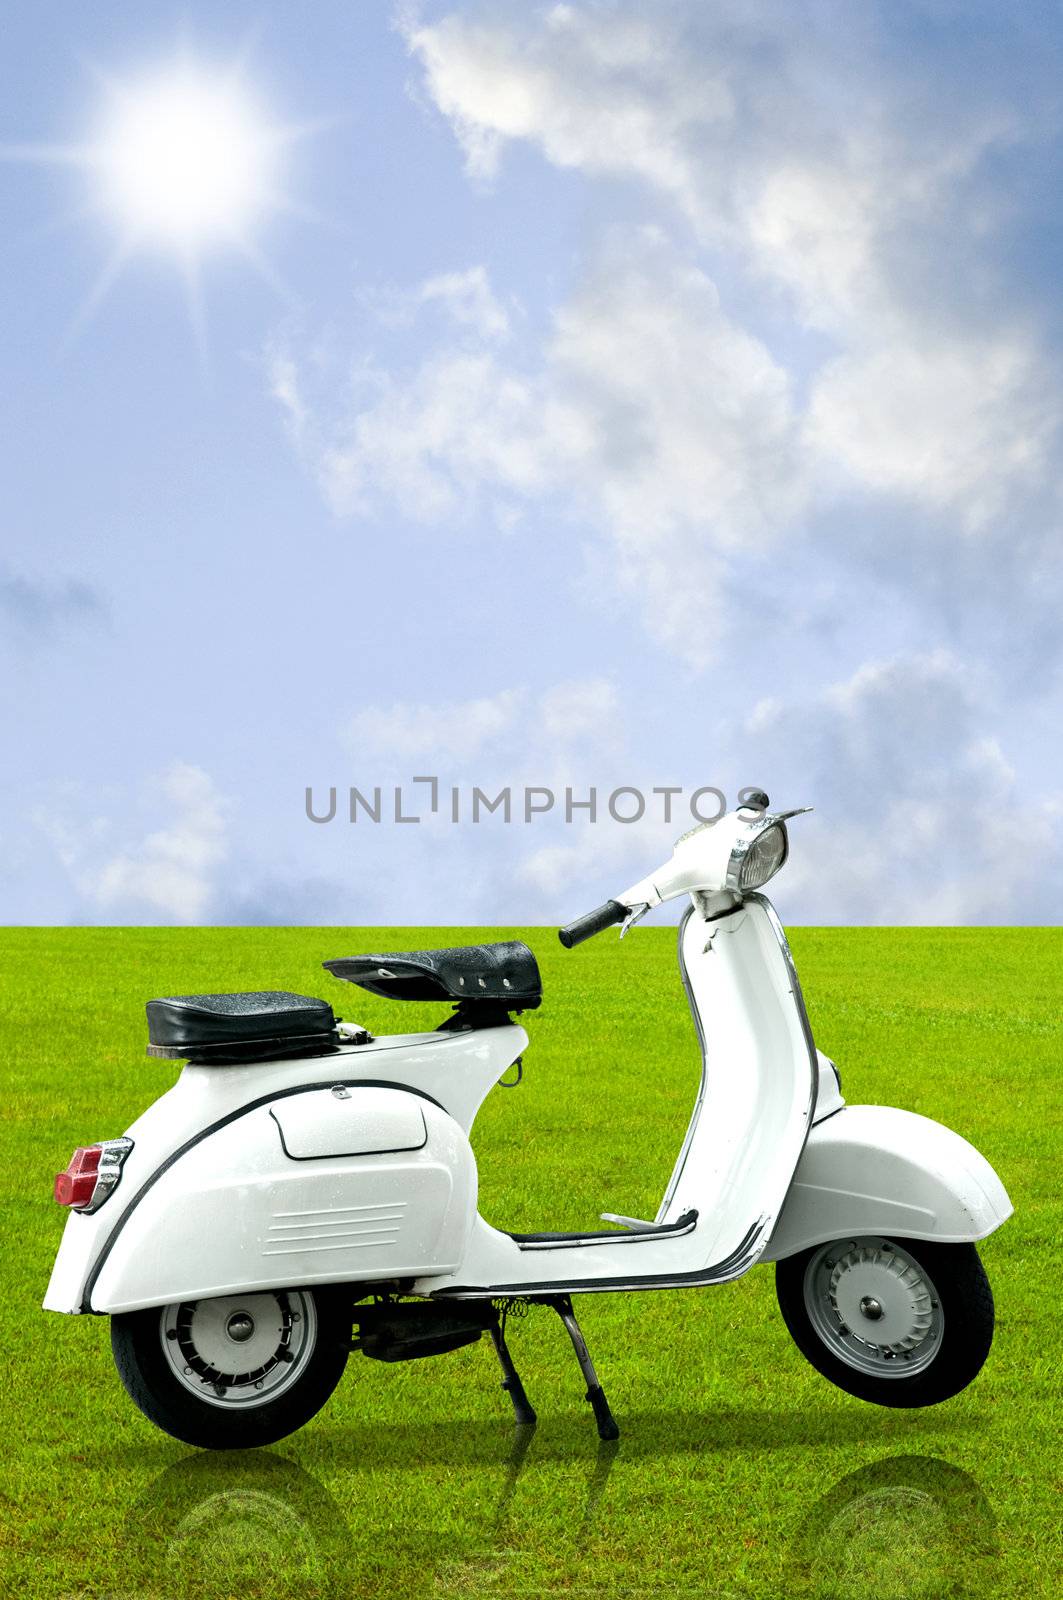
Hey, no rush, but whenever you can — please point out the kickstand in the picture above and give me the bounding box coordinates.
[550,1295,620,1441]
[488,1306,537,1427]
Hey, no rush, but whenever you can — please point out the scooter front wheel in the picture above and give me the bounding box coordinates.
[111,1288,350,1448]
[775,1236,994,1408]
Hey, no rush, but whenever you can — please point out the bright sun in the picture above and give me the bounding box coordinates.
[2,48,323,342]
[96,69,274,250]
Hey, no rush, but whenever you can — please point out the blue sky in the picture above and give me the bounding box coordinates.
[2,1,1062,926]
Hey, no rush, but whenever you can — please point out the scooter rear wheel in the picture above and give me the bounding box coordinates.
[775,1236,994,1407]
[111,1287,350,1448]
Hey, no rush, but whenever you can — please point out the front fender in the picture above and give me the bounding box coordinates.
[762,1105,1012,1261]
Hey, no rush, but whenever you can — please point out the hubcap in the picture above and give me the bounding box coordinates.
[160,1292,317,1408]
[804,1238,944,1379]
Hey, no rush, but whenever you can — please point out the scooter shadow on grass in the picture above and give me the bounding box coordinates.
[113,1395,976,1478]
[306,1401,977,1462]
[116,1426,998,1600]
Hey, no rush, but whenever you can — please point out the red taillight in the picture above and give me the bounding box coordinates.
[54,1145,103,1209]
[53,1137,133,1212]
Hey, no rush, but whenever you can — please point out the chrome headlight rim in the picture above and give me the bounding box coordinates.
[725,820,789,894]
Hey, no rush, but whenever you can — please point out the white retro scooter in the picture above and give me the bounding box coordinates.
[45,796,1012,1449]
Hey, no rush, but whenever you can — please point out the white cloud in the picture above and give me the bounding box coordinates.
[271,232,804,663]
[347,687,523,764]
[806,333,1060,525]
[252,4,1063,930]
[266,347,306,442]
[267,8,1063,681]
[405,5,1008,328]
[745,650,1063,923]
[408,5,732,196]
[37,762,228,923]
[345,676,622,768]
[364,264,512,341]
[743,162,880,330]
[326,672,682,920]
[515,808,671,902]
[29,667,1051,928]
[314,349,567,522]
[403,2,1060,534]
[540,676,617,742]
[416,265,511,339]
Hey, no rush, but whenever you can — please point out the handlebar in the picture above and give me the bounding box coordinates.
[558,899,627,948]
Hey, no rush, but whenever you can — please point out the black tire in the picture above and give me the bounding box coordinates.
[776,1237,994,1408]
[112,1288,350,1449]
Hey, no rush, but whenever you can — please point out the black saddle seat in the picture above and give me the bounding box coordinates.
[146,991,339,1065]
[323,940,541,1009]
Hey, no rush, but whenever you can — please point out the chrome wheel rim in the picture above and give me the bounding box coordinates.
[160,1291,317,1409]
[803,1238,944,1379]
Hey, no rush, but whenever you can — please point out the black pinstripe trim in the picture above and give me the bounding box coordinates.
[268,1104,428,1159]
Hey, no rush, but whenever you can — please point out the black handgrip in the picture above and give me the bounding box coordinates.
[558,899,627,948]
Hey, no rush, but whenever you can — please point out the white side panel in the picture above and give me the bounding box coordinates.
[46,1089,476,1314]
[43,1024,519,1315]
[761,1104,1013,1260]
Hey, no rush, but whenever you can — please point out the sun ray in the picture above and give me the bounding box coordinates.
[228,19,268,80]
[227,233,294,304]
[76,47,126,98]
[19,199,107,247]
[178,247,210,373]
[266,111,350,149]
[261,188,351,236]
[0,142,96,167]
[61,233,138,351]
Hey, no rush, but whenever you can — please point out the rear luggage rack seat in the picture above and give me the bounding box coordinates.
[146,991,340,1066]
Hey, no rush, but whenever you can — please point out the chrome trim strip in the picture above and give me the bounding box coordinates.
[81,1137,134,1215]
[513,1210,698,1251]
[430,1218,766,1298]
[746,891,819,1137]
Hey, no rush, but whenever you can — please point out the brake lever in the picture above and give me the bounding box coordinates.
[619,903,650,938]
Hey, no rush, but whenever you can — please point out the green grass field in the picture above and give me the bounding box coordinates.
[2,925,1061,1599]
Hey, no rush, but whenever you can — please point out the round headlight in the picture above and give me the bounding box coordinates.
[737,823,787,891]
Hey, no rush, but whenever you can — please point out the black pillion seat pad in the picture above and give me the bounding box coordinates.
[146,991,339,1064]
[323,940,542,1009]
